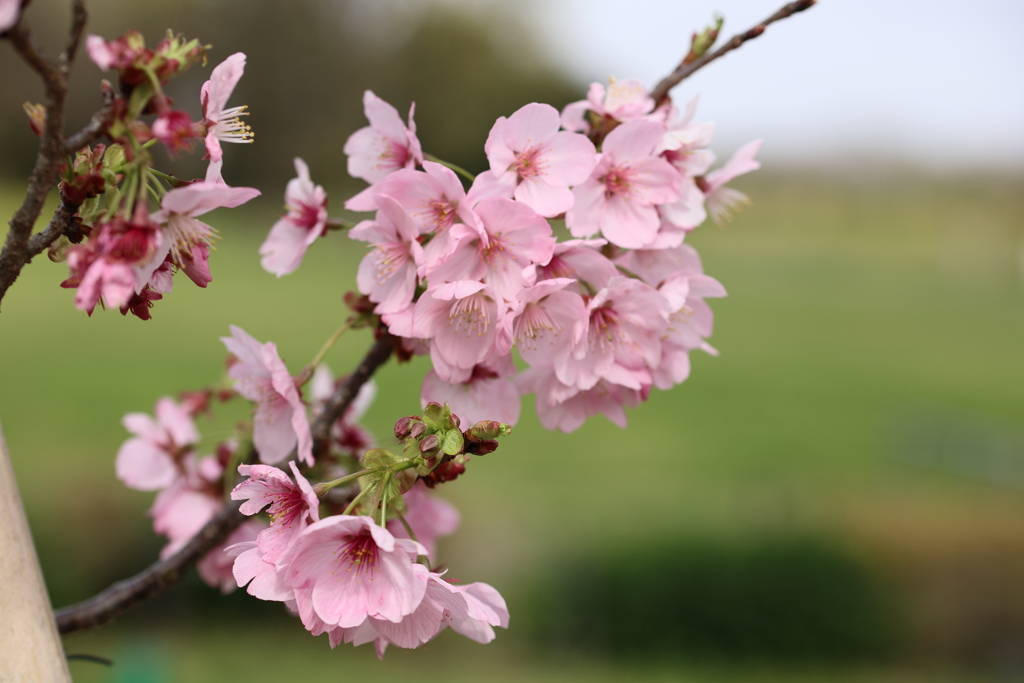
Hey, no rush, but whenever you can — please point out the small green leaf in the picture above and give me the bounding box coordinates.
[102,144,126,172]
[362,448,400,469]
[441,428,464,456]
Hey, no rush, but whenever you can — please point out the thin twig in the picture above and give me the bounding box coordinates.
[0,2,94,310]
[64,103,116,153]
[649,0,816,107]
[55,330,397,634]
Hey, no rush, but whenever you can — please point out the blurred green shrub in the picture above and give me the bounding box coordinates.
[527,534,900,662]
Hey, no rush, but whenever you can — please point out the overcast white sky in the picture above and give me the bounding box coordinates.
[512,0,1024,171]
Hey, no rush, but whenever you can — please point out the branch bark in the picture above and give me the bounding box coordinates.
[0,0,112,310]
[55,330,397,634]
[649,0,816,107]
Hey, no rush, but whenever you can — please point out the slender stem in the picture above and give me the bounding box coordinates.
[341,483,373,517]
[649,0,816,107]
[296,319,357,386]
[423,154,476,182]
[394,507,418,544]
[317,466,381,493]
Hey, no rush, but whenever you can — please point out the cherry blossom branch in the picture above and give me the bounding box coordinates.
[54,330,397,634]
[0,0,113,310]
[649,0,816,107]
[54,498,244,635]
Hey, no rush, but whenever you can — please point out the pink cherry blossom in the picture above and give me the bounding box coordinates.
[373,163,483,272]
[221,325,313,466]
[420,358,520,432]
[200,52,253,163]
[63,207,163,313]
[364,573,508,651]
[617,245,726,388]
[561,78,656,133]
[519,368,646,433]
[386,481,460,561]
[344,91,423,211]
[554,276,670,394]
[116,396,199,491]
[197,520,264,594]
[510,278,585,369]
[427,197,554,302]
[281,515,428,628]
[532,238,617,294]
[151,110,202,156]
[702,140,762,224]
[567,119,681,249]
[260,158,328,277]
[0,0,21,33]
[387,281,503,384]
[349,194,423,315]
[231,461,321,564]
[152,455,224,558]
[482,103,597,217]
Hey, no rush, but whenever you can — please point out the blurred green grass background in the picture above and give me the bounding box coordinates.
[2,169,1023,682]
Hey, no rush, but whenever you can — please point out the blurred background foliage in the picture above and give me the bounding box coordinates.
[1,1,1024,682]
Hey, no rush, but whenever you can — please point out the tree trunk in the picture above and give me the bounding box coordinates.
[0,422,71,682]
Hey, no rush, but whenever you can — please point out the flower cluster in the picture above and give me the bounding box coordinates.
[117,320,508,654]
[263,81,757,432]
[56,33,259,319]
[230,460,504,658]
[115,395,263,576]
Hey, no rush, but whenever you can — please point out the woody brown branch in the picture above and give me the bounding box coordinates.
[649,0,816,107]
[55,330,397,635]
[0,0,109,310]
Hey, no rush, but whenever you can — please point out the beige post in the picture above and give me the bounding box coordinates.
[0,422,72,682]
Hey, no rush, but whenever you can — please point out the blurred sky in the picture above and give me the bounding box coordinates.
[391,0,1024,171]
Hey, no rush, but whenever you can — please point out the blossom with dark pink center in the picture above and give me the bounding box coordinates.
[567,119,681,249]
[557,276,671,393]
[350,194,423,315]
[231,461,321,564]
[221,325,313,466]
[260,158,328,277]
[281,515,428,628]
[386,281,504,384]
[480,103,597,217]
[344,91,423,211]
[510,278,585,369]
[427,197,554,302]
